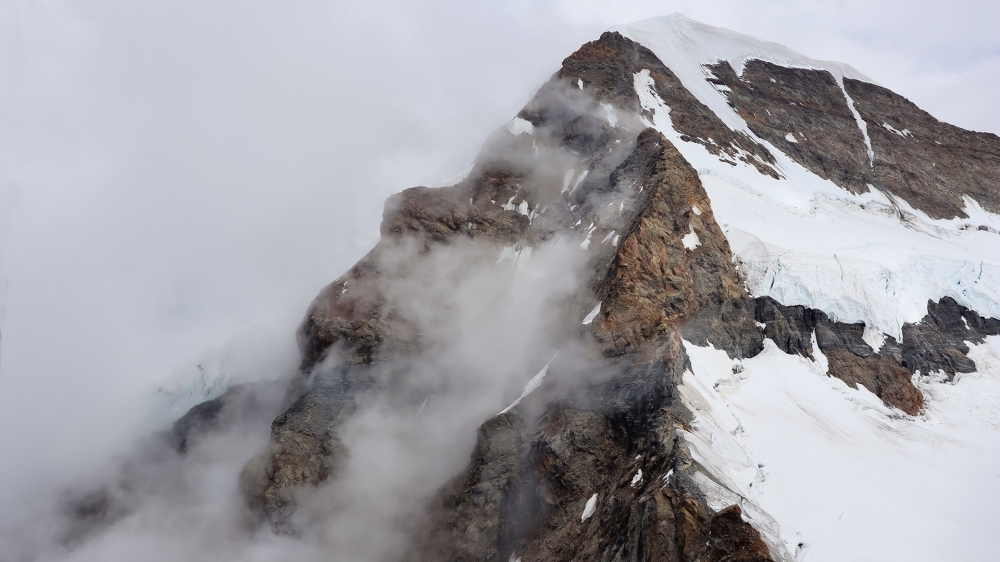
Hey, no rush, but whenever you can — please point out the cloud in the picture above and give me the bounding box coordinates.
[0,0,996,554]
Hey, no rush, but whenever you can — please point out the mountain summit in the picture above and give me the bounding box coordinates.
[22,14,1000,562]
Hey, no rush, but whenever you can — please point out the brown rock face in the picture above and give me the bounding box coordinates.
[593,128,750,359]
[823,349,923,414]
[240,367,365,530]
[706,60,874,194]
[704,57,1000,220]
[753,295,1000,416]
[845,78,1000,219]
[552,33,779,179]
[753,297,924,414]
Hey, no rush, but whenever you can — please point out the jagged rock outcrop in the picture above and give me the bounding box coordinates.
[753,296,923,414]
[897,296,1000,377]
[240,367,368,530]
[591,128,756,360]
[21,16,1000,562]
[845,78,1000,219]
[554,32,779,179]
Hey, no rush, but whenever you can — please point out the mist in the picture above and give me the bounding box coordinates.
[1,0,998,559]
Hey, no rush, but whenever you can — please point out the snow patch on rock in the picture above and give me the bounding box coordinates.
[682,225,701,250]
[508,117,534,136]
[582,302,601,325]
[500,354,556,415]
[581,493,598,521]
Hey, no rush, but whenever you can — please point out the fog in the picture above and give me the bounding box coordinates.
[1,0,997,558]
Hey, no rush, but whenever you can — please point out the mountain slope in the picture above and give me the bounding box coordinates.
[26,14,1000,562]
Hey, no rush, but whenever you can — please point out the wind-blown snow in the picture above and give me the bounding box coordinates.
[882,122,913,137]
[842,86,874,165]
[630,469,643,487]
[681,337,1000,562]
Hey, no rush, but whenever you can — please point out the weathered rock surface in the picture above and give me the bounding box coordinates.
[30,19,1000,562]
[704,56,1000,219]
[897,296,1000,378]
[240,367,369,530]
[237,30,787,556]
[846,78,1000,219]
[553,32,780,179]
[592,129,753,360]
[706,60,874,194]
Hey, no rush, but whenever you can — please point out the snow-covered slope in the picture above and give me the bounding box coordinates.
[620,13,1000,341]
[682,336,1000,562]
[614,14,876,157]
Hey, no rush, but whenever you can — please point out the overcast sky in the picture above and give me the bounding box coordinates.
[0,0,997,514]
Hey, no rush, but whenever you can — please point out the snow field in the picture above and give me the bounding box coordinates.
[681,337,1000,562]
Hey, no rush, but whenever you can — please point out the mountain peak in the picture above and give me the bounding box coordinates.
[614,13,874,85]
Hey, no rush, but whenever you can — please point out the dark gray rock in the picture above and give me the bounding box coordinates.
[680,298,764,359]
[896,297,1000,379]
[240,366,371,532]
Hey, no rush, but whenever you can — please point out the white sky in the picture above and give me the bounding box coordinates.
[0,0,997,514]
